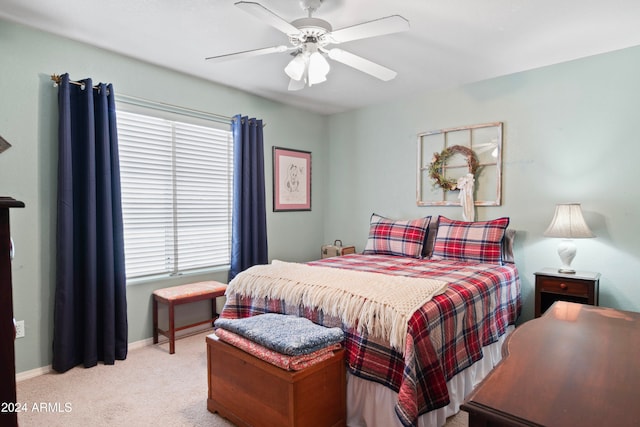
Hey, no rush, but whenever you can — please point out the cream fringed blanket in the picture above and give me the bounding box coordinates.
[227,260,448,353]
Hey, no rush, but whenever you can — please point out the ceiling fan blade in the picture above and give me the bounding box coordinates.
[205,45,289,61]
[327,48,397,81]
[329,15,409,44]
[235,1,301,36]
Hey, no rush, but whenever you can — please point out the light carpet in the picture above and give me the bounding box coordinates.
[16,330,468,427]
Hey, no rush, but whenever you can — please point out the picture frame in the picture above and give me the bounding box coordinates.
[273,147,311,211]
[416,122,503,206]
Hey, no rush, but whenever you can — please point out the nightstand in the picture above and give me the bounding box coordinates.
[534,268,600,318]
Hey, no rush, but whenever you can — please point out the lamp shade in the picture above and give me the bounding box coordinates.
[544,203,594,274]
[284,54,307,81]
[544,203,594,238]
[308,51,330,85]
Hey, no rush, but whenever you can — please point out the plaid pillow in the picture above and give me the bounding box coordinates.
[363,214,431,258]
[431,216,510,264]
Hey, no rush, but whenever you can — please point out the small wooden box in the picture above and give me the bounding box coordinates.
[207,334,346,427]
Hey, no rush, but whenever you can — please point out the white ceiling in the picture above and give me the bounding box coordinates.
[2,0,640,115]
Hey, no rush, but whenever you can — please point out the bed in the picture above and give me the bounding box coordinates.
[218,215,522,427]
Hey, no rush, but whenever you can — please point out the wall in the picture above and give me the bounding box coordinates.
[0,19,328,373]
[3,16,640,374]
[326,45,640,322]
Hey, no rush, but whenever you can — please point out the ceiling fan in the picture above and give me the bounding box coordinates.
[206,0,410,91]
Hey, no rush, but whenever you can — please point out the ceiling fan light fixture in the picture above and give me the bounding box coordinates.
[308,51,330,85]
[308,73,326,86]
[284,54,307,81]
[288,77,306,91]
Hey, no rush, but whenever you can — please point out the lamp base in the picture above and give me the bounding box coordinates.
[556,240,577,275]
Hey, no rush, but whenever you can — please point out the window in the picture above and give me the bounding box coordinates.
[117,110,233,280]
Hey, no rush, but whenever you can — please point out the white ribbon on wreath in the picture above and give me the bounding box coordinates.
[457,173,475,221]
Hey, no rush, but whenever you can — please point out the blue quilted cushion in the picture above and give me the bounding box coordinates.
[214,313,344,356]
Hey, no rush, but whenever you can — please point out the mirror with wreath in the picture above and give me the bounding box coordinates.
[417,122,502,207]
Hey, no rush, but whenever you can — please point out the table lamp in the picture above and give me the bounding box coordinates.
[543,203,594,274]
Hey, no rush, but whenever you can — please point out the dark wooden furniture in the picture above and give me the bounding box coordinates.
[534,268,600,317]
[152,281,227,354]
[0,197,24,427]
[207,334,346,427]
[462,301,640,427]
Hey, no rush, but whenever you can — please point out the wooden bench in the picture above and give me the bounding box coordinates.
[153,281,227,354]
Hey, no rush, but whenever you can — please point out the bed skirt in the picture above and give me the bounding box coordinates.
[346,325,514,427]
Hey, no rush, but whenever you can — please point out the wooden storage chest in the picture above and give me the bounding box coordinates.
[207,334,346,427]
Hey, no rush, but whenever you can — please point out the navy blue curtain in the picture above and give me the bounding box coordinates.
[53,73,128,373]
[228,115,268,281]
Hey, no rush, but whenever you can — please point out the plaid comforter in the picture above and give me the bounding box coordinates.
[220,254,521,426]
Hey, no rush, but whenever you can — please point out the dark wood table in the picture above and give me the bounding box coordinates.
[462,301,640,427]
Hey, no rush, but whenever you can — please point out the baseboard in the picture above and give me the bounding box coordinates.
[141,323,214,349]
[128,336,155,351]
[16,365,52,382]
[16,324,214,382]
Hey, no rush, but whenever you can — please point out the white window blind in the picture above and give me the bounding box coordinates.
[117,110,233,280]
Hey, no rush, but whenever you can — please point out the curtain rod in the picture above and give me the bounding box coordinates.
[51,73,103,91]
[50,74,264,127]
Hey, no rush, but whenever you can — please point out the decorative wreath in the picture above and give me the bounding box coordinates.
[428,145,479,191]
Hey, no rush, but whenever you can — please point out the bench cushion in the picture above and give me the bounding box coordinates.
[214,313,344,356]
[153,281,227,301]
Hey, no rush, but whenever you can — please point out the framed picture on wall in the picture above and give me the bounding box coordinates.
[273,147,311,211]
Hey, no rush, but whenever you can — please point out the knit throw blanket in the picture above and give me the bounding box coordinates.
[227,260,448,353]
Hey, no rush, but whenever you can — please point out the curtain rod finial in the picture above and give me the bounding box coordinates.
[51,74,62,87]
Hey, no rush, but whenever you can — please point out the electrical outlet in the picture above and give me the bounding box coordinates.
[15,320,25,338]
